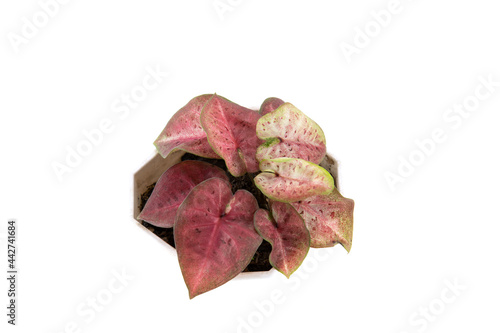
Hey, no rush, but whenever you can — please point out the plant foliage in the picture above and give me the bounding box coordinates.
[138,94,354,298]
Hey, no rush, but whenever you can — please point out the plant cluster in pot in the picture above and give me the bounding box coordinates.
[134,93,354,299]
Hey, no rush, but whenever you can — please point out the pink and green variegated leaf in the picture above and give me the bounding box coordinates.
[259,97,284,116]
[256,103,326,163]
[174,177,262,299]
[200,94,263,177]
[254,158,334,203]
[137,161,228,228]
[254,202,309,278]
[154,94,220,159]
[291,188,354,251]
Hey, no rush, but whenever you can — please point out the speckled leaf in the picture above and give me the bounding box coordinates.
[174,178,262,299]
[254,158,334,203]
[200,94,263,177]
[259,97,284,116]
[254,201,309,278]
[154,94,220,159]
[291,188,354,251]
[137,161,228,228]
[256,103,326,163]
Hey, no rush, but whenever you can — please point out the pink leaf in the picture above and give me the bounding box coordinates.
[291,188,354,251]
[154,94,221,159]
[256,103,326,163]
[254,158,334,203]
[259,97,284,116]
[200,94,263,177]
[137,161,228,228]
[174,178,262,298]
[254,202,309,278]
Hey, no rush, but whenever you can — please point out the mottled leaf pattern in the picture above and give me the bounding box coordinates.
[259,97,284,116]
[154,94,220,159]
[174,178,262,298]
[254,201,309,277]
[200,94,263,177]
[137,161,228,228]
[291,188,354,251]
[146,93,354,298]
[254,158,334,203]
[256,103,326,163]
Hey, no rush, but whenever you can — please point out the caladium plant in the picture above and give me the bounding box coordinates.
[139,93,354,298]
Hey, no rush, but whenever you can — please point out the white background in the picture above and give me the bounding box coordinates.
[1,0,499,332]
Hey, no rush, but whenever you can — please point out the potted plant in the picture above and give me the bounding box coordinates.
[134,94,354,299]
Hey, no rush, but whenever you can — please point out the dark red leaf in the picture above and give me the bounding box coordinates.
[137,161,228,228]
[254,201,309,278]
[174,178,262,298]
[154,94,220,159]
[259,97,284,116]
[200,94,263,176]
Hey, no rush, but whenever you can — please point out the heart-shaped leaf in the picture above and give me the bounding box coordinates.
[254,201,309,278]
[256,103,326,163]
[154,94,220,159]
[291,188,354,251]
[254,158,334,203]
[200,94,263,177]
[137,160,229,228]
[174,177,262,298]
[259,97,284,116]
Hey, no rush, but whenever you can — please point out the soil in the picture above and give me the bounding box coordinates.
[139,153,273,272]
